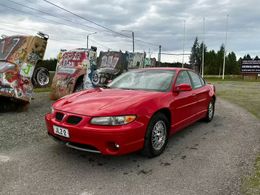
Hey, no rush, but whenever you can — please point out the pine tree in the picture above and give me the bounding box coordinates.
[189,37,200,72]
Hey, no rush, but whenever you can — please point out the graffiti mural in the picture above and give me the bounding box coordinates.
[144,57,156,67]
[50,48,97,99]
[0,34,48,103]
[127,52,145,69]
[91,51,145,87]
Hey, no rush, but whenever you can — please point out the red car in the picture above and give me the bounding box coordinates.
[45,68,216,157]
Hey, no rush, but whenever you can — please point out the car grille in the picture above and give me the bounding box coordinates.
[55,112,64,121]
[66,116,82,125]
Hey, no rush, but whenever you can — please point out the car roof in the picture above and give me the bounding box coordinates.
[137,67,191,71]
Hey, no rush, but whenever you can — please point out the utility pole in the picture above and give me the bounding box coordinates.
[122,30,135,52]
[86,32,97,49]
[132,31,135,53]
[158,45,162,66]
[222,15,229,80]
[87,35,89,49]
[201,17,205,77]
[182,20,186,68]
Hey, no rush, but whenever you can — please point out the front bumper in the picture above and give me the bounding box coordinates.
[45,111,147,155]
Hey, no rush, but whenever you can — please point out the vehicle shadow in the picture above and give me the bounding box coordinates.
[46,114,222,176]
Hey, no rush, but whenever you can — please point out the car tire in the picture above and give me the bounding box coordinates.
[204,99,215,122]
[33,67,50,88]
[141,113,169,158]
[91,71,100,87]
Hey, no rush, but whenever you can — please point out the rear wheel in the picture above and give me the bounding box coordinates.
[204,99,215,122]
[91,71,100,87]
[33,68,50,88]
[141,113,169,158]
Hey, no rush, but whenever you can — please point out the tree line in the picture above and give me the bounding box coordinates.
[189,37,258,75]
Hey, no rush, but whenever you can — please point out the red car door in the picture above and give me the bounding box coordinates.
[171,70,197,132]
[188,71,210,119]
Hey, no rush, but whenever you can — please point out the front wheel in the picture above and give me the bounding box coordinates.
[141,113,169,158]
[204,99,215,122]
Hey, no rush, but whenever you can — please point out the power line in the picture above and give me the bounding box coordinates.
[42,0,131,38]
[8,0,99,32]
[0,27,29,35]
[89,38,113,50]
[42,0,160,48]
[0,25,89,44]
[2,0,161,53]
[0,3,87,32]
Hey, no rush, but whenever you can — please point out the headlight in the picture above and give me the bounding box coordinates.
[90,115,136,126]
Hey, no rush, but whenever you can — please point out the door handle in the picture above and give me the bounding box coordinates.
[191,93,196,97]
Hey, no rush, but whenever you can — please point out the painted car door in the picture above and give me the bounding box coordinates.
[171,70,197,132]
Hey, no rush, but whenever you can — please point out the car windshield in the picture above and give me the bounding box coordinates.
[0,37,20,60]
[108,69,176,92]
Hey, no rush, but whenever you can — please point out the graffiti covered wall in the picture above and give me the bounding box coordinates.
[0,35,47,102]
[97,51,126,70]
[91,51,146,87]
[144,57,156,67]
[50,49,97,99]
[127,52,146,69]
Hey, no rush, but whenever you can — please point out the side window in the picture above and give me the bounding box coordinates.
[176,71,192,86]
[200,77,206,86]
[188,71,203,89]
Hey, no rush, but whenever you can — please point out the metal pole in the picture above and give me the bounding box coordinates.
[158,45,162,66]
[132,31,135,53]
[87,35,89,49]
[222,15,229,80]
[202,17,205,77]
[86,32,97,50]
[182,20,186,68]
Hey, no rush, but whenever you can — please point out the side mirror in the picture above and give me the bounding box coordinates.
[174,83,192,92]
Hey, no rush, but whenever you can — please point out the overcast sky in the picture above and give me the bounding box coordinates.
[0,0,259,62]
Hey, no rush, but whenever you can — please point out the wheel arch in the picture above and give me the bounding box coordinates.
[152,108,171,131]
[73,74,84,90]
[212,95,216,103]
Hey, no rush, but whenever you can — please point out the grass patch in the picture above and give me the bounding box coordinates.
[242,156,260,195]
[206,78,260,195]
[34,87,51,93]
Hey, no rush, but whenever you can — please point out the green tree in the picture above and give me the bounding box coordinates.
[198,42,207,73]
[216,44,225,76]
[205,50,217,74]
[189,37,200,71]
[243,54,252,60]
[226,52,239,74]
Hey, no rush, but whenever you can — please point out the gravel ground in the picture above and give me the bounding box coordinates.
[0,93,259,195]
[0,93,53,152]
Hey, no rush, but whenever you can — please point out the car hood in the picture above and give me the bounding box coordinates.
[53,88,164,116]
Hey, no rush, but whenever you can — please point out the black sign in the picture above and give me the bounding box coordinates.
[241,60,260,73]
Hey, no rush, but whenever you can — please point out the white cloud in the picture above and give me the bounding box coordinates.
[0,0,259,62]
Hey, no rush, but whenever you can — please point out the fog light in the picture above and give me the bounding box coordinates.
[107,142,120,151]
